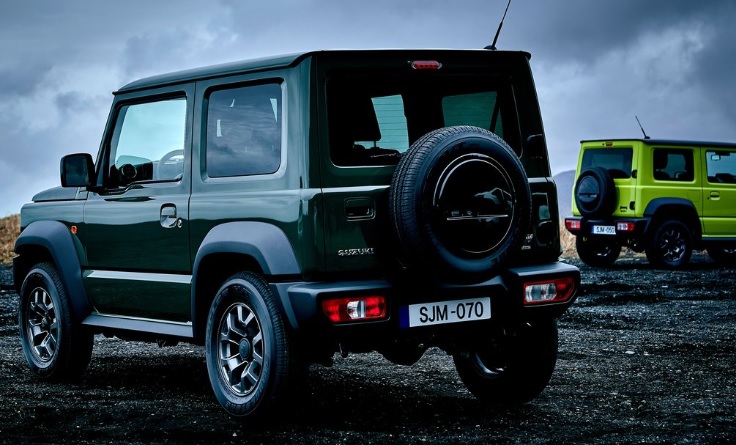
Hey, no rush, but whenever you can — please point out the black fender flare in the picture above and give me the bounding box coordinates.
[13,220,90,324]
[642,198,701,239]
[191,221,301,338]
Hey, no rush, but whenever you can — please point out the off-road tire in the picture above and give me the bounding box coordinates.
[18,262,93,380]
[646,220,693,269]
[453,320,558,405]
[205,271,298,418]
[389,125,531,283]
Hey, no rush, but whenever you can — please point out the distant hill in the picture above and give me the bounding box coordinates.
[553,170,575,217]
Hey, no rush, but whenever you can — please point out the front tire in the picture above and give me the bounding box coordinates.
[575,236,621,267]
[646,220,692,268]
[18,262,93,380]
[453,320,558,405]
[205,272,298,418]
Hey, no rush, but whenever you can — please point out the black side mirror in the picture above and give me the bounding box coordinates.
[60,153,95,188]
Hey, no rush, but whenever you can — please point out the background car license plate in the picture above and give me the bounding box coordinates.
[399,297,491,328]
[592,225,616,235]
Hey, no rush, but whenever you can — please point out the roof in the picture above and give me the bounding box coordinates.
[580,138,736,149]
[115,48,532,94]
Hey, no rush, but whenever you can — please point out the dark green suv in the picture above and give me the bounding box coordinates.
[14,49,579,418]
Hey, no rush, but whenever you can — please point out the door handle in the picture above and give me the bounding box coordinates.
[160,204,180,228]
[709,191,720,200]
[345,197,375,220]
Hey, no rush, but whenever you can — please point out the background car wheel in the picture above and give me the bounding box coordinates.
[389,125,531,283]
[575,236,621,267]
[18,262,93,380]
[205,271,299,418]
[574,167,617,219]
[707,247,736,265]
[453,320,558,405]
[646,220,693,268]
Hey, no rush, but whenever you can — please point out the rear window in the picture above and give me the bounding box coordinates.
[326,73,520,168]
[581,148,633,179]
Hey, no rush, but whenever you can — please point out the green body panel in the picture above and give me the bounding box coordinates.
[19,49,565,324]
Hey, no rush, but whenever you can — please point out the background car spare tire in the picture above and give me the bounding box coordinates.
[389,126,531,283]
[574,167,617,218]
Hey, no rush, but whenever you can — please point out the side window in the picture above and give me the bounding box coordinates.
[206,83,282,178]
[108,98,186,185]
[706,150,736,184]
[652,149,693,182]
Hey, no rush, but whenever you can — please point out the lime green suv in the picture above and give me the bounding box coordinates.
[565,138,736,268]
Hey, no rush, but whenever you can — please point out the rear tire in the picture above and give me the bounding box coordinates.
[205,271,300,418]
[18,262,93,380]
[453,320,558,405]
[646,220,692,268]
[575,236,620,267]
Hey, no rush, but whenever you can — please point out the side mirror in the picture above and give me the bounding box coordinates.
[60,153,95,188]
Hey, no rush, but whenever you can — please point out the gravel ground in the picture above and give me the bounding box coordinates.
[1,253,734,444]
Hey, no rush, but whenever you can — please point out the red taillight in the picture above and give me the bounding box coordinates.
[322,296,387,323]
[523,277,576,305]
[410,60,442,70]
[565,219,581,230]
[617,221,635,232]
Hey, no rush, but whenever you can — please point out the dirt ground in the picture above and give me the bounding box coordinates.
[1,252,734,445]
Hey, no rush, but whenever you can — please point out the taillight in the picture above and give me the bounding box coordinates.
[617,221,635,232]
[322,296,387,323]
[523,277,576,305]
[565,219,581,230]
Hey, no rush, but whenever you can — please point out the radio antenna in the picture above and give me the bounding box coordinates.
[635,115,650,139]
[486,0,512,51]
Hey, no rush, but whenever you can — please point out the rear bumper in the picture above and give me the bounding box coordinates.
[271,261,580,351]
[565,216,650,243]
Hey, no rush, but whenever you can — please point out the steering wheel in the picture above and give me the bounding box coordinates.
[156,150,184,180]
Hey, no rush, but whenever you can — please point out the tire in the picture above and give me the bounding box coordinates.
[453,320,558,405]
[18,262,93,380]
[707,247,736,265]
[574,167,617,218]
[205,271,299,418]
[389,126,531,282]
[575,236,621,267]
[646,220,693,268]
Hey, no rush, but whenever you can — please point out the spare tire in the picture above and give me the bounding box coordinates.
[389,126,531,283]
[574,167,617,218]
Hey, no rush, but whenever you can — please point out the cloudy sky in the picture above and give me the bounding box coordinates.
[2,0,735,217]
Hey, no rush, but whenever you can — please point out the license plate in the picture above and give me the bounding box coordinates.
[592,225,616,235]
[399,297,491,328]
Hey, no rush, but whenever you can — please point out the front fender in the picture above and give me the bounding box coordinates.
[13,220,91,323]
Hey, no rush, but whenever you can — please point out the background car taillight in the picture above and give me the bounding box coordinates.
[322,296,387,323]
[523,277,576,305]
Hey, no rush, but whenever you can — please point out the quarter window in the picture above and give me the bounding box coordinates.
[206,83,282,177]
[652,149,693,182]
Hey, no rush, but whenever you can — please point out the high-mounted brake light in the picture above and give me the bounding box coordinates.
[523,277,576,305]
[410,60,442,70]
[322,296,387,323]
